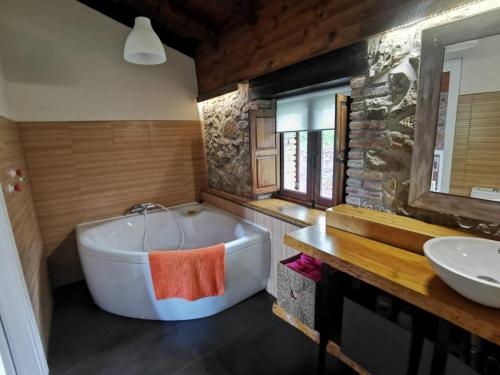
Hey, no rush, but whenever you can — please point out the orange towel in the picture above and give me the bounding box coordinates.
[148,243,225,301]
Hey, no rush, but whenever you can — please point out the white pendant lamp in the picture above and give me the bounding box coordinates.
[124,17,166,65]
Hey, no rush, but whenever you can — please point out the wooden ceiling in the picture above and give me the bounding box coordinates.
[195,0,475,96]
[78,0,257,57]
[81,0,476,97]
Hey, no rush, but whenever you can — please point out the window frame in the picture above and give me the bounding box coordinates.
[279,131,314,203]
[277,93,350,209]
[279,130,334,208]
[314,130,335,208]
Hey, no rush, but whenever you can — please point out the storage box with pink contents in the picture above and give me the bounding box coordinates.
[276,253,324,330]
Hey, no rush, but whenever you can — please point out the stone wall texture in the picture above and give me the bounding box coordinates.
[346,29,419,213]
[199,83,252,197]
[345,27,500,236]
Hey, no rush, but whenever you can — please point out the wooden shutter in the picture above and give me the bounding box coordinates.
[250,103,280,197]
[333,94,350,206]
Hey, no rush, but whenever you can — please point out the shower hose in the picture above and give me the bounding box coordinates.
[141,204,185,252]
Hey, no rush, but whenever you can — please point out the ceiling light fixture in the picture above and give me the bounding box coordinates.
[124,17,166,65]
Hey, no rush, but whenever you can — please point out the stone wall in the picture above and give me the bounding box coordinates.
[346,29,419,213]
[199,83,251,197]
[345,26,500,236]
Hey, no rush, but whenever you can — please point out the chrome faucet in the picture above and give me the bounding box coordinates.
[123,202,164,215]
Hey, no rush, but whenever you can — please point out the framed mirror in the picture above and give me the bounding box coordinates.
[409,9,500,222]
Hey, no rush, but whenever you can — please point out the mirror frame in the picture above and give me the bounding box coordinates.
[409,9,500,223]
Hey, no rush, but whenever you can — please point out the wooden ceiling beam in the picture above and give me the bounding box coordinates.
[221,0,257,25]
[159,0,219,47]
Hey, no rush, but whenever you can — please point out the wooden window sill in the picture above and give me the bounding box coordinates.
[247,199,325,227]
[200,188,325,228]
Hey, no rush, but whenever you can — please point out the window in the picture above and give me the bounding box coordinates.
[319,129,335,200]
[282,131,308,193]
[277,89,350,208]
[280,130,336,207]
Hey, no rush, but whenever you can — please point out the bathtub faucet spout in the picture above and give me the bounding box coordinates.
[123,202,164,215]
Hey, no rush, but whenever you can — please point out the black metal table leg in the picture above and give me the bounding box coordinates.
[317,266,346,375]
[407,309,425,375]
[430,319,451,375]
[317,263,330,375]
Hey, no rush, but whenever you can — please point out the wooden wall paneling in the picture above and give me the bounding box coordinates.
[20,123,85,287]
[250,107,280,196]
[450,92,500,197]
[449,95,472,196]
[195,0,470,95]
[464,92,500,191]
[200,191,299,296]
[19,120,208,287]
[0,116,52,350]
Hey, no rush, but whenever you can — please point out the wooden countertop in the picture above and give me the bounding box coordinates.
[284,224,500,345]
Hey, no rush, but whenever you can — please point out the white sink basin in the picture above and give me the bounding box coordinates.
[423,236,500,308]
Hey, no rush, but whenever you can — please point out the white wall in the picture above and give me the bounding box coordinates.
[0,0,199,121]
[438,58,461,194]
[445,34,500,95]
[0,62,9,118]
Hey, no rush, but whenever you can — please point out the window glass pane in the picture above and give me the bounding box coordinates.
[320,130,335,199]
[283,131,308,193]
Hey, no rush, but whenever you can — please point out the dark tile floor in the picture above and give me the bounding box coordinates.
[49,282,354,375]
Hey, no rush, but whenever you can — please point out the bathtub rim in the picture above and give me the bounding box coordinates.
[76,201,201,228]
[78,238,272,265]
[76,202,270,264]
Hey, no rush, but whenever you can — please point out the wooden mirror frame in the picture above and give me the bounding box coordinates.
[409,9,500,223]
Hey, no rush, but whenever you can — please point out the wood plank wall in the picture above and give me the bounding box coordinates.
[195,0,471,96]
[0,116,52,351]
[450,92,500,196]
[19,120,208,287]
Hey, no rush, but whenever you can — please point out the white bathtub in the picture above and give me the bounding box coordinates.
[76,203,271,320]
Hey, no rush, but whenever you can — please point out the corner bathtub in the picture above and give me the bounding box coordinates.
[76,203,271,320]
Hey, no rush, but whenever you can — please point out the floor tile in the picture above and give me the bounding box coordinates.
[199,316,350,375]
[172,359,208,375]
[49,282,354,375]
[49,282,172,374]
[174,292,274,356]
[61,326,196,375]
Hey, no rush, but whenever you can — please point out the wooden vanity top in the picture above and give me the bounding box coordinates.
[284,224,500,345]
